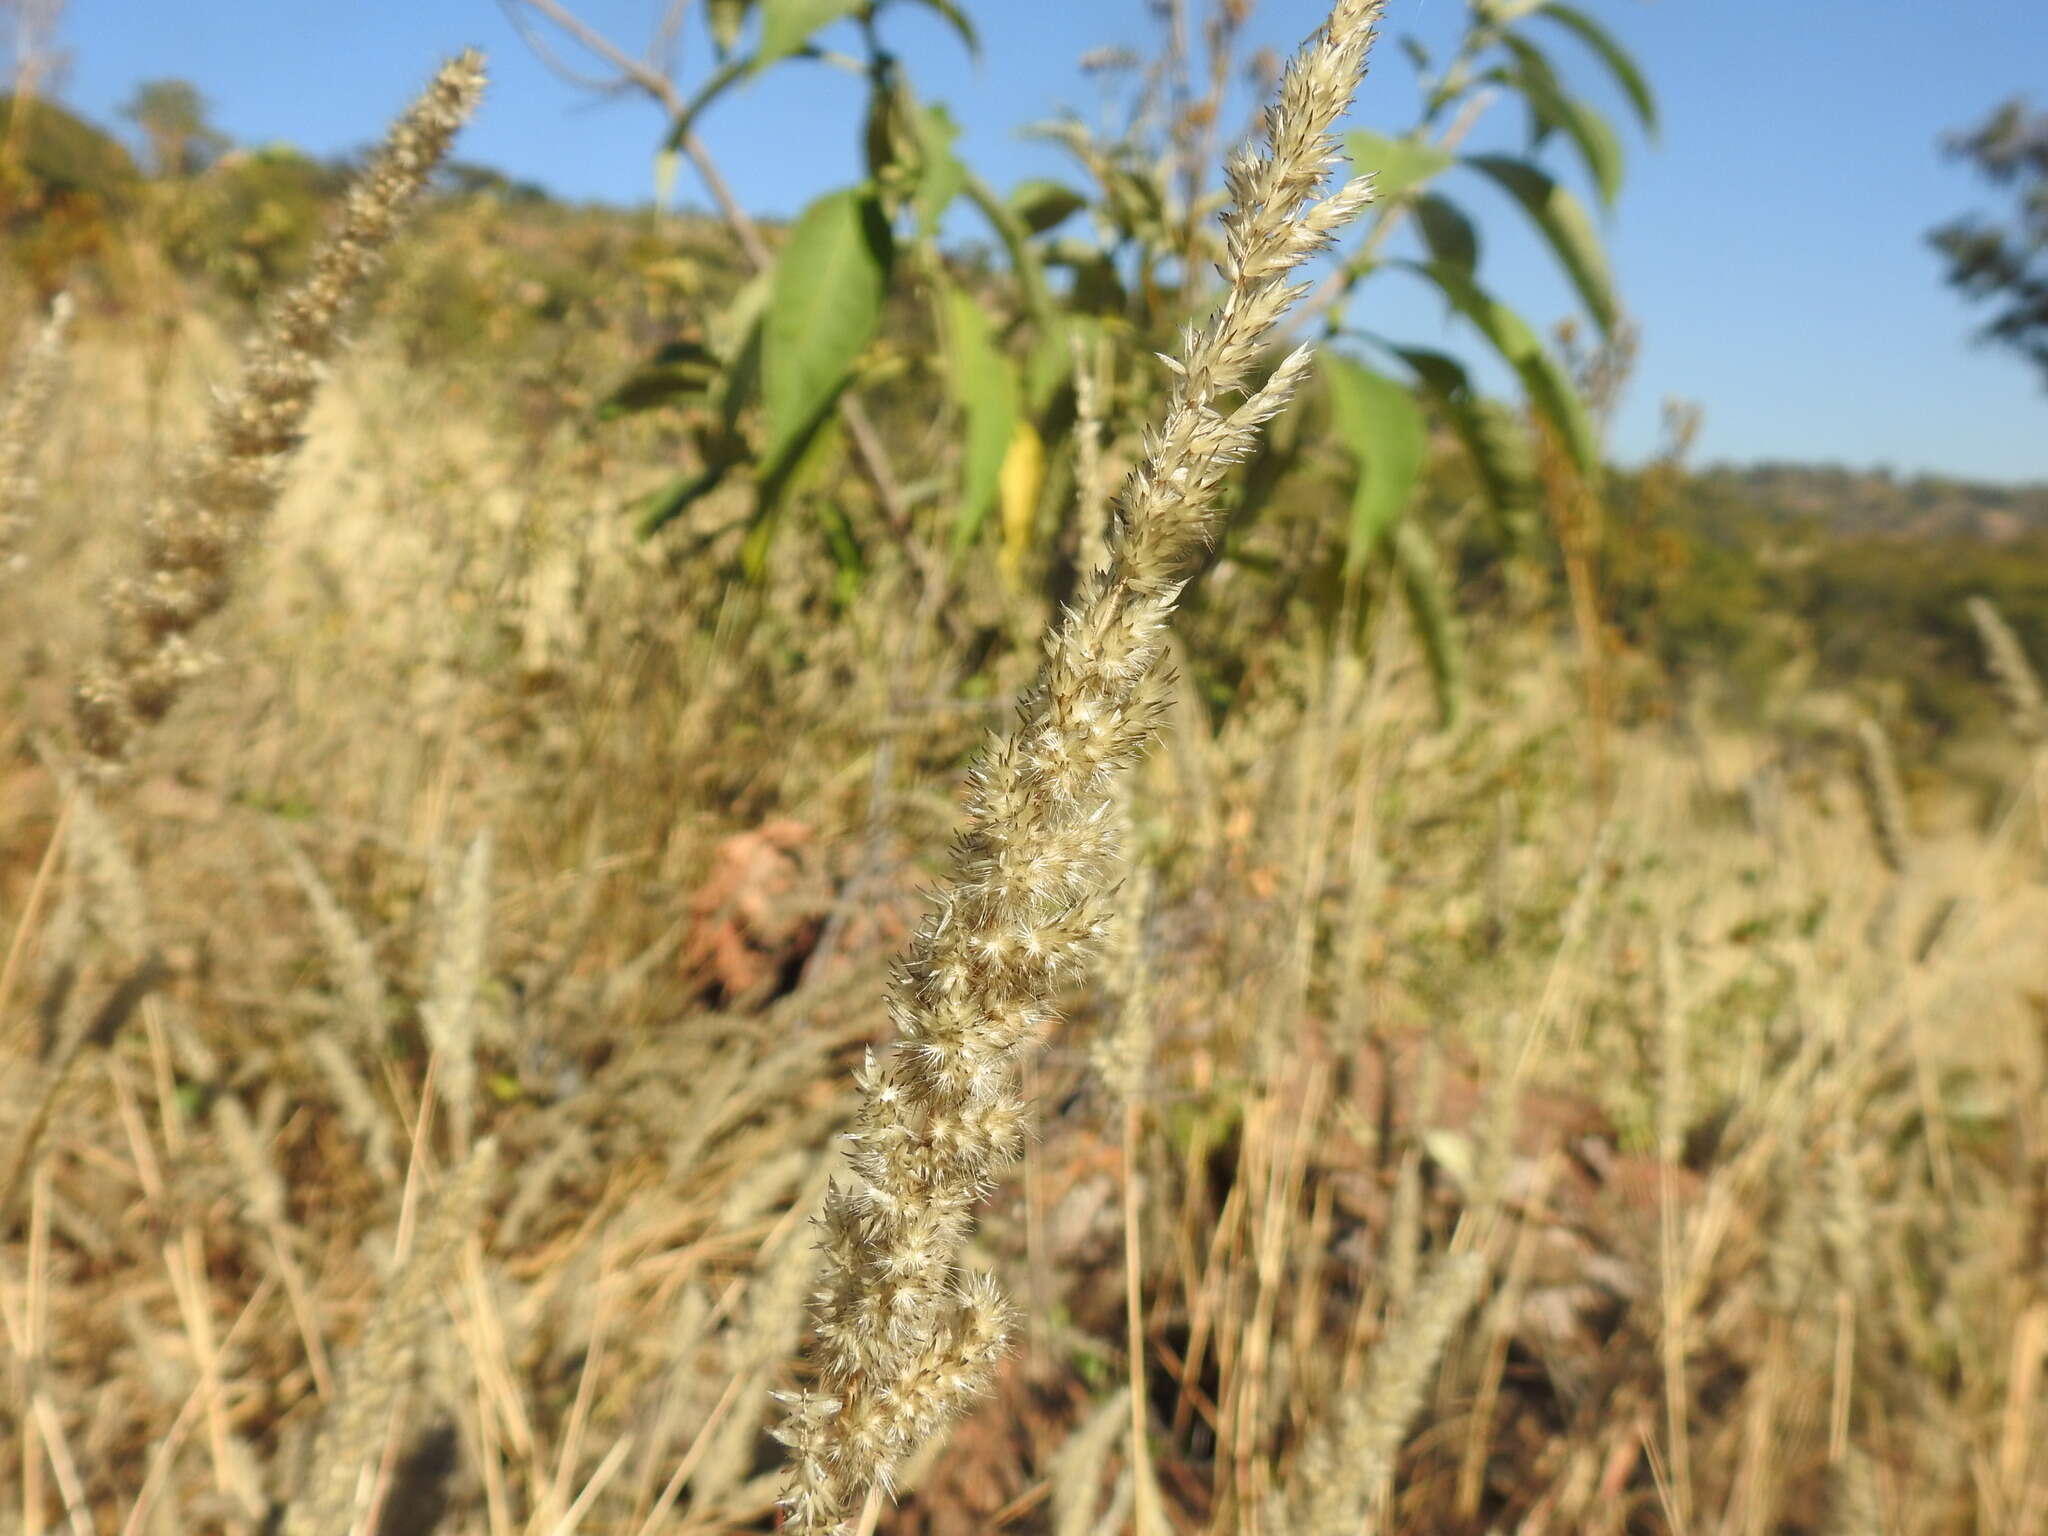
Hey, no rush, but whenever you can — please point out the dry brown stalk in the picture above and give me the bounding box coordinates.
[775,4,1386,1528]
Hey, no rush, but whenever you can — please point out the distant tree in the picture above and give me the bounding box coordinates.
[1,0,72,179]
[1929,98,2048,389]
[119,77,228,177]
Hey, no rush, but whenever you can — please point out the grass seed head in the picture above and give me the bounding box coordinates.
[777,3,1386,1528]
[71,52,486,771]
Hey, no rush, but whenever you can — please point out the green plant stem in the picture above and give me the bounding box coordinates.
[509,0,921,552]
[1299,86,1497,338]
[961,171,1054,325]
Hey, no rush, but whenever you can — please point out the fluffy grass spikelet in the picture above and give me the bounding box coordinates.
[0,290,74,577]
[72,52,485,770]
[283,1139,495,1536]
[1274,1250,1486,1533]
[1966,595,2045,742]
[1853,717,1911,875]
[778,4,1385,1529]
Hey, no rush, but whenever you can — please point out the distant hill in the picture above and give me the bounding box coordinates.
[1692,461,2048,541]
[0,94,139,201]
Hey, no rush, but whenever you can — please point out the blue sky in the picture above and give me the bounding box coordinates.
[51,0,2048,482]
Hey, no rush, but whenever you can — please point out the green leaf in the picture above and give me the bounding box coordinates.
[1385,342,1473,401]
[717,311,765,437]
[816,497,866,603]
[941,283,1021,552]
[597,338,722,419]
[636,459,738,538]
[1418,378,1540,542]
[707,0,754,57]
[759,187,892,475]
[1498,35,1624,207]
[911,102,967,239]
[1390,520,1465,727]
[1009,178,1088,235]
[1021,311,1087,415]
[1463,154,1616,332]
[1345,128,1456,203]
[1536,2,1659,139]
[1463,397,1543,544]
[1049,244,1127,316]
[1323,355,1427,577]
[746,409,845,574]
[1412,191,1478,276]
[758,0,862,70]
[1102,163,1168,243]
[1411,260,1600,479]
[901,0,980,58]
[1374,340,1538,539]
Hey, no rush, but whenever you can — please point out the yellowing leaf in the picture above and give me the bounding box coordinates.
[997,419,1045,591]
[942,284,1020,551]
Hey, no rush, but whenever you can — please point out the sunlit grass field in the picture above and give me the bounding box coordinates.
[1,5,2045,1532]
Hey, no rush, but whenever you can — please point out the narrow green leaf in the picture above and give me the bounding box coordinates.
[707,0,754,57]
[911,102,967,239]
[1384,342,1472,401]
[1463,153,1617,332]
[759,187,892,474]
[1412,191,1478,276]
[718,311,764,437]
[1009,178,1088,235]
[1021,311,1088,415]
[1462,397,1543,545]
[1499,35,1624,206]
[1411,260,1600,479]
[758,0,862,70]
[1536,1,1659,138]
[1103,163,1168,244]
[1390,520,1465,727]
[942,283,1021,552]
[1374,340,1539,540]
[597,338,723,419]
[1345,128,1455,203]
[636,459,736,538]
[816,497,866,603]
[1323,355,1428,577]
[901,0,980,58]
[747,408,845,574]
[1431,394,1539,542]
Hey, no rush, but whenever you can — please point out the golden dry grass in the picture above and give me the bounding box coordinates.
[1,38,2045,1536]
